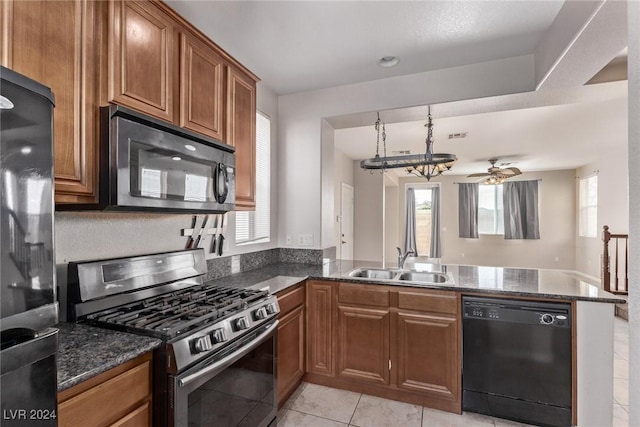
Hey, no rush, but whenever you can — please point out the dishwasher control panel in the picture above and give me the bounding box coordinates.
[462,297,571,328]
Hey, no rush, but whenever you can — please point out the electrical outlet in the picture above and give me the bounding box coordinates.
[231,255,241,274]
[299,234,313,246]
[286,235,292,245]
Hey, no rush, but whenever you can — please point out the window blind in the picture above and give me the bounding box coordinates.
[579,175,597,237]
[236,111,270,244]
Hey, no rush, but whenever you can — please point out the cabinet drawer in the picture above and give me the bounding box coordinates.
[110,402,151,427]
[277,284,305,317]
[339,283,390,307]
[58,360,151,427]
[397,290,458,315]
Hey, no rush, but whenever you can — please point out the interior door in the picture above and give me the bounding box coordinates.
[340,183,354,260]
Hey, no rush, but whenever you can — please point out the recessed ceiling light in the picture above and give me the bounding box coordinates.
[378,56,400,68]
[172,156,182,161]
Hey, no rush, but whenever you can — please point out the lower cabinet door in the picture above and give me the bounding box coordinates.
[336,305,390,385]
[277,305,305,406]
[395,311,460,401]
[306,281,333,376]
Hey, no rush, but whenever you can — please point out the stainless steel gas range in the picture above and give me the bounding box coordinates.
[67,249,279,427]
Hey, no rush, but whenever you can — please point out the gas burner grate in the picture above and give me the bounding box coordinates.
[87,284,269,338]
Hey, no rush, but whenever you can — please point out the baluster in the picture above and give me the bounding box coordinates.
[614,237,619,292]
[602,225,611,292]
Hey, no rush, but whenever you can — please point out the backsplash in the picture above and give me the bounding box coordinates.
[204,247,331,281]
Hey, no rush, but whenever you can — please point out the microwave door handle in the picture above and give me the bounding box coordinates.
[177,320,278,388]
[216,163,229,204]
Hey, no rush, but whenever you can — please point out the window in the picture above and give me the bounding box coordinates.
[478,184,504,235]
[236,112,270,244]
[579,175,598,237]
[414,188,433,256]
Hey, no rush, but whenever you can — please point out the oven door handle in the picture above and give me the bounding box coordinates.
[177,320,278,388]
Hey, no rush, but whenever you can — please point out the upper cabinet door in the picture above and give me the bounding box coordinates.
[1,0,100,204]
[179,32,224,141]
[108,0,176,122]
[226,67,256,210]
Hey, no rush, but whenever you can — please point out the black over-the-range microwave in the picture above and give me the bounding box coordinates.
[57,105,236,213]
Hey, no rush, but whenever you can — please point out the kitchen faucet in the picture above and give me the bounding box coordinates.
[397,247,415,269]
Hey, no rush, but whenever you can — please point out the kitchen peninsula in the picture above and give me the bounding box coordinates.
[222,259,622,427]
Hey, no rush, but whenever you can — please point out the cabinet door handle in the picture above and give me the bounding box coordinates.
[389,360,392,371]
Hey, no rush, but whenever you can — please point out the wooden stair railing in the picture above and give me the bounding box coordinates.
[602,225,629,295]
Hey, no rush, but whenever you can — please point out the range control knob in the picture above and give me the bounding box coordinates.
[193,335,213,353]
[254,307,268,320]
[211,328,228,344]
[541,314,554,325]
[235,316,250,330]
[265,303,278,315]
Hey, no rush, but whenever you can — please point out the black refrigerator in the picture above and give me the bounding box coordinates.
[1,66,58,426]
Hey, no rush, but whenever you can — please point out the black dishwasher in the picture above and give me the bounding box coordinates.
[462,296,572,427]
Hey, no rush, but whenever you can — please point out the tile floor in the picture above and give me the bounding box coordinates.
[278,316,630,427]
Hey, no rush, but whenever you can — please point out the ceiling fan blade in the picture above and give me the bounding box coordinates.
[504,167,522,175]
[467,173,490,178]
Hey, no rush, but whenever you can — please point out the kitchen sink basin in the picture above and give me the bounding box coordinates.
[348,268,399,280]
[346,267,454,286]
[397,271,449,283]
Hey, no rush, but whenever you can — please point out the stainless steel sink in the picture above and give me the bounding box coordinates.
[346,267,454,286]
[348,268,399,280]
[397,271,449,283]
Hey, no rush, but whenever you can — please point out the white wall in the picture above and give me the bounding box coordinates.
[574,145,629,278]
[277,55,536,250]
[382,170,577,270]
[384,178,400,264]
[55,82,280,265]
[627,3,639,425]
[353,164,384,262]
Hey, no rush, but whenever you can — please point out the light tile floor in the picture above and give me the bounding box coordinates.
[278,316,630,427]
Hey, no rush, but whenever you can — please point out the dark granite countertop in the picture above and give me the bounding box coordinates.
[56,322,162,392]
[56,259,621,393]
[207,260,625,304]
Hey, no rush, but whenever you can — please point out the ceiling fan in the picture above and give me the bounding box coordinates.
[467,159,522,184]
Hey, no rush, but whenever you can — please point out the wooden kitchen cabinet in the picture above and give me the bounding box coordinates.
[108,0,177,123]
[395,290,460,404]
[395,311,459,400]
[336,305,390,385]
[57,352,153,427]
[302,280,461,414]
[227,66,257,210]
[306,280,334,376]
[276,284,306,407]
[1,0,101,204]
[179,31,225,140]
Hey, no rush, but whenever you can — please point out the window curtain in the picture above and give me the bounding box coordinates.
[458,183,479,238]
[430,186,442,257]
[403,188,418,254]
[503,180,540,239]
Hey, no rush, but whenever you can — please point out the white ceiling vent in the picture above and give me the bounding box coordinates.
[392,150,411,155]
[448,132,468,139]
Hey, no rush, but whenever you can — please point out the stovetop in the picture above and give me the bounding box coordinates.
[86,284,270,339]
[67,249,281,372]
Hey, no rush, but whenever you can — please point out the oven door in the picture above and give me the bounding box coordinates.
[172,320,277,427]
[104,106,236,213]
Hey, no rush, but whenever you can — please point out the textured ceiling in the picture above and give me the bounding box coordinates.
[165,1,564,95]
